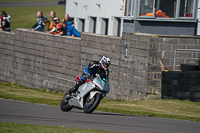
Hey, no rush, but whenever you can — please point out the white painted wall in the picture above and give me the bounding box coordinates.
[196,0,200,35]
[65,0,124,36]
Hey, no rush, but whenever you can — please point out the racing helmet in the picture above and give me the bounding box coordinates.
[99,56,111,69]
[53,17,59,23]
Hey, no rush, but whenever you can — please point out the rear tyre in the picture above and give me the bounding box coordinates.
[60,94,73,112]
[84,93,101,113]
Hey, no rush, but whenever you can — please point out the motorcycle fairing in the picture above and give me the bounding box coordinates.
[93,76,110,93]
[89,91,101,100]
[68,82,95,108]
[68,74,109,109]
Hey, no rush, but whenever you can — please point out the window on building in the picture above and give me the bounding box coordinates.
[156,0,177,18]
[179,0,194,17]
[113,17,121,37]
[90,17,96,33]
[139,0,178,18]
[137,0,196,19]
[139,0,155,17]
[78,19,85,32]
[101,18,109,35]
[124,0,134,16]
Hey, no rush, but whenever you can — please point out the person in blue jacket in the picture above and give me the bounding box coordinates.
[31,11,45,32]
[66,21,81,37]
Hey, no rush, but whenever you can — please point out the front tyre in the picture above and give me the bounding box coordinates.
[60,94,73,112]
[84,93,101,113]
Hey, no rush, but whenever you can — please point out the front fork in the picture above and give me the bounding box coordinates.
[89,91,101,100]
[88,91,106,100]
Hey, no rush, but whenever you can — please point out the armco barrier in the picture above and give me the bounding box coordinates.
[1,28,200,100]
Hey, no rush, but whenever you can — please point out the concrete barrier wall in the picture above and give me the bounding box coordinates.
[1,28,200,100]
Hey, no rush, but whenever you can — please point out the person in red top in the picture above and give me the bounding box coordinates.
[0,15,4,31]
[48,20,62,34]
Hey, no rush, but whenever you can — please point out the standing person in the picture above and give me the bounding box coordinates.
[62,14,74,25]
[31,11,45,32]
[49,11,59,31]
[41,17,49,32]
[1,11,10,31]
[0,14,4,31]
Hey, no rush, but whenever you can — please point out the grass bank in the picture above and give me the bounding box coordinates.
[0,122,120,133]
[0,82,200,122]
[0,6,65,31]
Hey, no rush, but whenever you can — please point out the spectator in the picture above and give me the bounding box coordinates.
[31,11,45,32]
[59,20,67,36]
[49,11,59,31]
[66,21,81,37]
[1,11,11,31]
[0,14,4,31]
[47,20,62,34]
[62,14,74,25]
[41,17,49,32]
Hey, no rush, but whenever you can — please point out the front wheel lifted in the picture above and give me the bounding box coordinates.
[84,93,101,113]
[60,94,73,112]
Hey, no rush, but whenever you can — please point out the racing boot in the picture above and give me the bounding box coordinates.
[67,79,85,95]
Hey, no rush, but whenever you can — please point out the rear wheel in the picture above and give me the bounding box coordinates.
[84,93,101,113]
[60,94,73,112]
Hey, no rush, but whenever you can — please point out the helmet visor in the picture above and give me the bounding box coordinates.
[103,60,110,68]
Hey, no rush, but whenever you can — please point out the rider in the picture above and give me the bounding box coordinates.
[67,56,111,95]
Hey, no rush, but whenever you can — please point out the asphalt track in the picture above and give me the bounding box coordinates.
[0,1,59,7]
[0,98,200,133]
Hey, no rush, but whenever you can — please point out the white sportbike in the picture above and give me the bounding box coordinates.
[60,74,109,113]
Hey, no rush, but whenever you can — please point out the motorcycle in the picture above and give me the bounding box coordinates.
[60,74,110,113]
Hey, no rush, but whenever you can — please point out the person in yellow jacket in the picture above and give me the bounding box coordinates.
[49,11,59,31]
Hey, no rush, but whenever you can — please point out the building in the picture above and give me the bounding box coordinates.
[65,0,124,37]
[66,0,200,36]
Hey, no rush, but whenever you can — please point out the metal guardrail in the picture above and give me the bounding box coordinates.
[173,49,200,71]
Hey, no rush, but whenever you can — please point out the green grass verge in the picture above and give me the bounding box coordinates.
[0,6,65,31]
[97,99,200,122]
[0,82,200,122]
[0,82,63,106]
[0,122,120,133]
